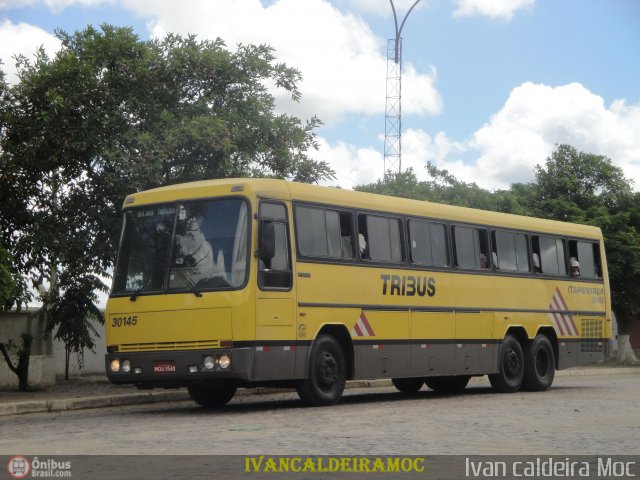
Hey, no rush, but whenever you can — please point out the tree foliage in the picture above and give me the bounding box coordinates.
[357,164,499,209]
[356,145,640,332]
[0,25,333,366]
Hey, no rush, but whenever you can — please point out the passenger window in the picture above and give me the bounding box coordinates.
[452,225,489,269]
[295,206,354,259]
[258,201,292,289]
[492,231,529,273]
[568,240,601,278]
[358,214,403,262]
[409,220,449,267]
[532,236,566,276]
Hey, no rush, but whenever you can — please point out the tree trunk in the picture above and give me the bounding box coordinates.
[616,335,639,365]
[65,347,70,380]
[0,333,33,391]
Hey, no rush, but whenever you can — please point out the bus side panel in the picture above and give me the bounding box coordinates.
[409,311,454,376]
[354,310,410,379]
[557,340,577,369]
[453,311,491,375]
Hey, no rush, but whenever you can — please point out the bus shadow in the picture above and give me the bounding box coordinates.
[133,383,594,417]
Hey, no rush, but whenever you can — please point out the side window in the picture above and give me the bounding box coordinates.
[568,240,601,278]
[295,205,354,259]
[492,230,529,273]
[357,214,403,262]
[258,201,292,289]
[532,236,566,276]
[409,220,449,267]
[452,225,489,269]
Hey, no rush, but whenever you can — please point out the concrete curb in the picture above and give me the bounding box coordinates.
[1,367,638,417]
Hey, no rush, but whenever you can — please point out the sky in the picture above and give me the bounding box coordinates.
[0,0,639,191]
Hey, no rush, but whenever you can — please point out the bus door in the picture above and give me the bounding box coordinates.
[254,200,297,381]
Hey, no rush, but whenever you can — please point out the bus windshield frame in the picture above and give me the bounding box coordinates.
[110,197,250,297]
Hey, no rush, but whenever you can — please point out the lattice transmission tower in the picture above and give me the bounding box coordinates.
[384,0,421,175]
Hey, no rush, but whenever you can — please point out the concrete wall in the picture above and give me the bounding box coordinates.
[0,309,106,388]
[51,318,106,377]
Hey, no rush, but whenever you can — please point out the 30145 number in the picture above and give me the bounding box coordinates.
[111,316,138,327]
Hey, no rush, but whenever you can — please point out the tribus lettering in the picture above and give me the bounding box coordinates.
[380,274,436,297]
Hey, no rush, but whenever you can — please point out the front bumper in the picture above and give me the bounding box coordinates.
[105,347,253,387]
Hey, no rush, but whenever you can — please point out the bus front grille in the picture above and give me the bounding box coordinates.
[119,340,220,352]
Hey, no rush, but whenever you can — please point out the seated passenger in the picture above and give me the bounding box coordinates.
[532,253,542,273]
[570,257,581,277]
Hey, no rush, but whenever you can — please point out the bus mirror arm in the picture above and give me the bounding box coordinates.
[258,221,276,261]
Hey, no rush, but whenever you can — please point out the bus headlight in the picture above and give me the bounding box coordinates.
[110,359,121,373]
[218,354,231,370]
[203,356,215,370]
[122,360,131,373]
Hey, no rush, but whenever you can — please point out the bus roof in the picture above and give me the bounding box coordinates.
[124,177,602,239]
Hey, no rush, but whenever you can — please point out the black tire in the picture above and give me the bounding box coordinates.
[392,377,424,393]
[489,334,524,393]
[424,375,470,392]
[188,381,237,408]
[523,334,556,391]
[296,334,346,406]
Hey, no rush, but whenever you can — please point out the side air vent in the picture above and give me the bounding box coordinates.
[581,319,603,353]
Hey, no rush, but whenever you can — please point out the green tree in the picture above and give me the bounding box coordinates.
[356,164,500,210]
[0,244,30,312]
[0,25,333,371]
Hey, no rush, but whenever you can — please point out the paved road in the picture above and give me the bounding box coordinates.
[1,373,638,456]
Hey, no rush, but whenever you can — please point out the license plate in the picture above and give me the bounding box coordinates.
[153,361,176,374]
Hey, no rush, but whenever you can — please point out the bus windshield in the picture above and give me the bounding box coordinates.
[112,198,249,296]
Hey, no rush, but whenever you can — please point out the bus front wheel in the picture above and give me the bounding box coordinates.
[296,334,346,406]
[523,334,555,391]
[188,381,237,408]
[489,334,524,393]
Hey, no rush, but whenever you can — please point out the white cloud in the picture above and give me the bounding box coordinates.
[314,128,468,189]
[0,0,110,11]
[314,137,384,189]
[121,0,442,125]
[462,82,640,189]
[452,0,534,21]
[0,19,61,84]
[320,82,640,192]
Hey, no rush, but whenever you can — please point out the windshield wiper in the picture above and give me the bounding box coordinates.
[129,279,153,302]
[174,270,203,298]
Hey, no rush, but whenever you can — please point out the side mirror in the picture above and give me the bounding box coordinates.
[259,222,275,260]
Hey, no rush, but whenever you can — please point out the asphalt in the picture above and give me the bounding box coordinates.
[1,366,638,417]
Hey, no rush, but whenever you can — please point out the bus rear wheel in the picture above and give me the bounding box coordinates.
[523,334,555,391]
[489,334,524,393]
[296,334,346,406]
[392,377,424,393]
[188,381,237,408]
[425,375,470,392]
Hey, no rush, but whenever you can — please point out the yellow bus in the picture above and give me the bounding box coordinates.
[105,178,612,407]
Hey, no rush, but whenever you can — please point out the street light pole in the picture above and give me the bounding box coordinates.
[385,0,421,175]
